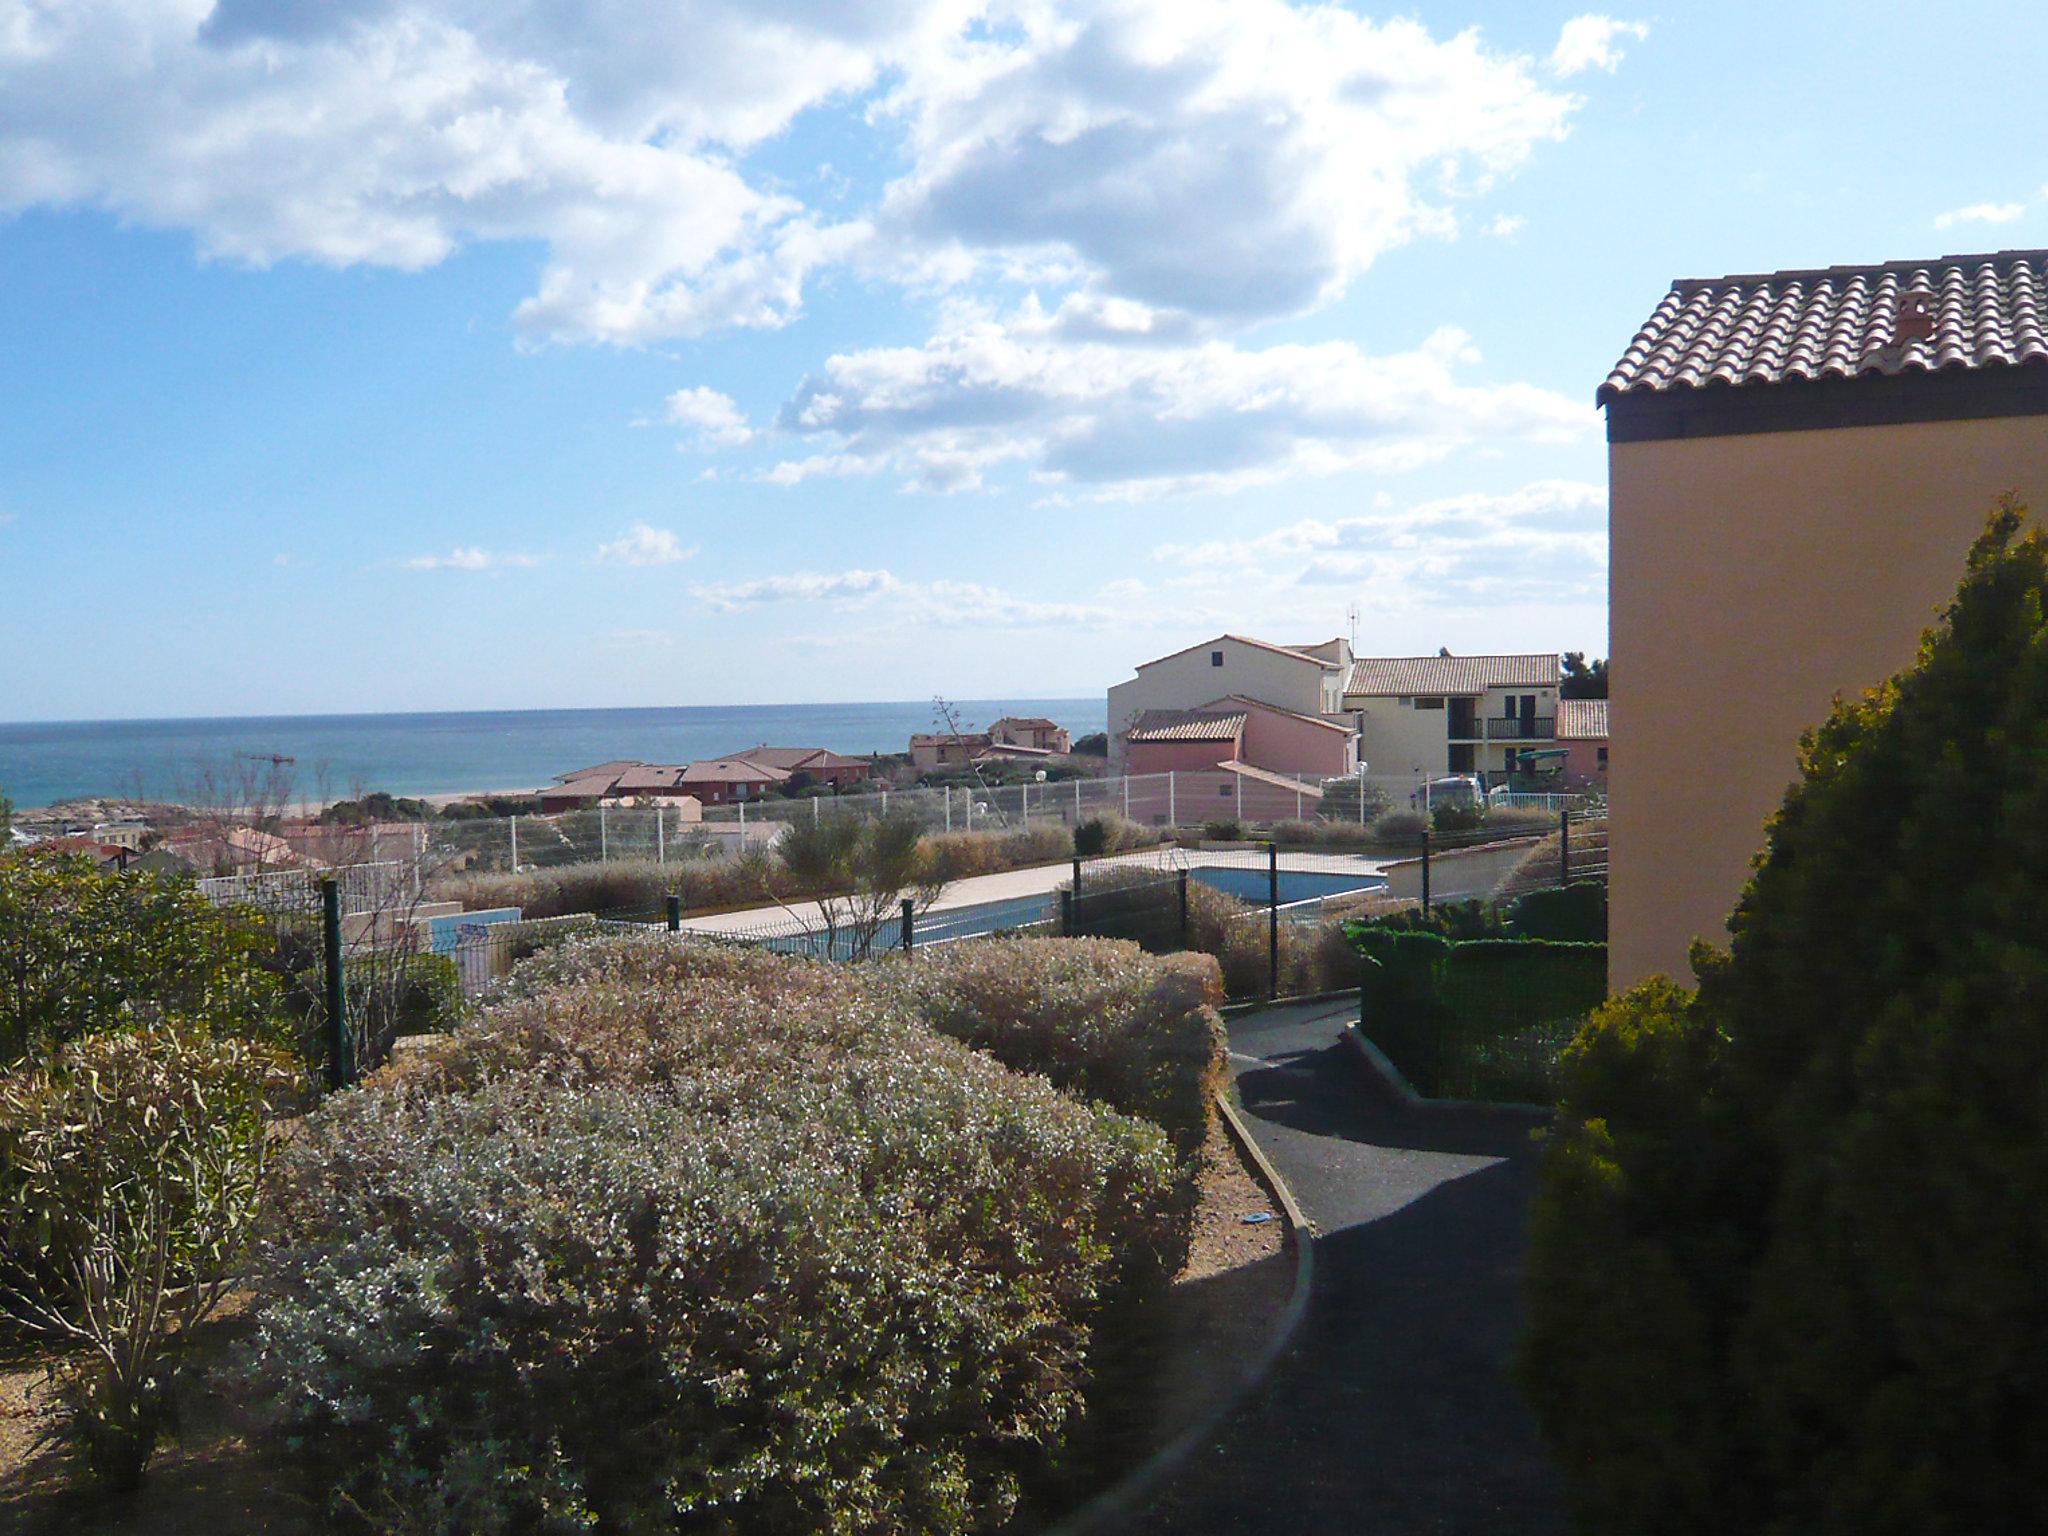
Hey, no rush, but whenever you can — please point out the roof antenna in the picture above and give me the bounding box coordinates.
[1347,602,1359,651]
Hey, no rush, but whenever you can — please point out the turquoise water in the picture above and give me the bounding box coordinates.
[0,699,1107,809]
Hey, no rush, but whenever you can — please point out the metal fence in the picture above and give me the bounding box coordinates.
[418,772,1605,874]
[192,803,1608,1098]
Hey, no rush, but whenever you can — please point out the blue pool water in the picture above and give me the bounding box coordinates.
[1189,868,1387,904]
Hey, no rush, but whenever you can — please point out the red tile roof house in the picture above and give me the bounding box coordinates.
[1556,697,1609,787]
[677,758,788,805]
[1121,696,1348,824]
[721,746,873,790]
[538,762,709,814]
[988,717,1073,754]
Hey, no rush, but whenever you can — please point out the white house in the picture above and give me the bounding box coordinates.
[1106,635,1351,770]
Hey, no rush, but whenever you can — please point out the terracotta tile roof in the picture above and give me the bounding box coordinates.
[679,758,788,785]
[1343,654,1559,698]
[1599,250,2048,402]
[543,771,623,800]
[722,746,863,771]
[1557,697,1609,740]
[990,715,1060,731]
[615,764,687,792]
[553,760,640,784]
[1217,760,1325,796]
[1205,695,1352,732]
[1127,709,1249,743]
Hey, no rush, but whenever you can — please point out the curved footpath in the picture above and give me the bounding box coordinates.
[1128,999,1569,1535]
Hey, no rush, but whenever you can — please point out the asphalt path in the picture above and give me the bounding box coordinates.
[1128,999,1569,1535]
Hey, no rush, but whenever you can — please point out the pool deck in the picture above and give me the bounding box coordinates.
[675,848,1390,938]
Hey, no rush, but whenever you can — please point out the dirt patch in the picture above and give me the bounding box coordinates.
[1146,1113,1295,1450]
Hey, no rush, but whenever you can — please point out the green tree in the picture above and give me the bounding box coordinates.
[0,854,287,1064]
[1559,651,1608,698]
[1524,499,2048,1535]
[767,814,948,958]
[0,782,12,841]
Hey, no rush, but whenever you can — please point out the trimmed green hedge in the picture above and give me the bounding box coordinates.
[1354,930,1606,1102]
[1506,881,1607,942]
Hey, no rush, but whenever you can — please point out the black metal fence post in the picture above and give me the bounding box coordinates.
[1177,870,1190,948]
[1060,888,1075,936]
[1071,854,1083,899]
[1559,809,1571,888]
[320,877,349,1091]
[1267,840,1280,998]
[1420,828,1432,914]
[901,898,915,954]
[666,894,682,932]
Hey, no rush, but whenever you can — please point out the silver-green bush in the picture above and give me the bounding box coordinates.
[239,939,1192,1535]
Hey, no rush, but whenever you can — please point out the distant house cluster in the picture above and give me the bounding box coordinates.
[1103,633,1609,817]
[907,716,1073,771]
[537,746,873,813]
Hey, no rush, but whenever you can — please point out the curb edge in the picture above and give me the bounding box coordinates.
[1037,1095,1315,1536]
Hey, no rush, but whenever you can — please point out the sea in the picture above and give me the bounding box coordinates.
[0,699,1109,810]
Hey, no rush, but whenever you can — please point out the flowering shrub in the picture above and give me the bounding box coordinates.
[241,938,1192,1535]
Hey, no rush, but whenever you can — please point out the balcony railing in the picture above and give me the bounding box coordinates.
[1483,715,1556,741]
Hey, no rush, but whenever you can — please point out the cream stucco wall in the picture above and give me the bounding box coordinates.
[1610,412,2048,989]
[1107,639,1334,768]
[1352,696,1450,779]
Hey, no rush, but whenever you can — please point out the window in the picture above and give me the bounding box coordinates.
[1210,650,1224,667]
[1412,696,1445,711]
[1220,784,1232,797]
[1597,747,1609,766]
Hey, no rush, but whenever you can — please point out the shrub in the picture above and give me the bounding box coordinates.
[1068,813,1158,858]
[1525,501,2048,1534]
[1367,807,1427,842]
[880,938,1225,1156]
[1430,800,1485,833]
[240,939,1192,1535]
[1355,897,1504,941]
[0,1028,301,1488]
[1507,881,1607,942]
[0,855,288,1064]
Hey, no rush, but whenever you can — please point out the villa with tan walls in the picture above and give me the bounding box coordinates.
[1605,249,2048,988]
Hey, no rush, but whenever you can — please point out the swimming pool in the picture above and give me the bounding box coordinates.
[1188,867,1387,905]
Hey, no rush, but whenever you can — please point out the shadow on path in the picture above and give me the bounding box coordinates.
[1127,1003,1567,1536]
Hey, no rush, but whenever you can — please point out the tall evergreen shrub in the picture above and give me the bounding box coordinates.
[1524,500,2048,1534]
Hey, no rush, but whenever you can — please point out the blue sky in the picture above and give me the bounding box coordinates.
[0,0,2039,722]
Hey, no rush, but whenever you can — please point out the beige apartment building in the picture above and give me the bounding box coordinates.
[1105,635,1351,770]
[1341,653,1563,788]
[1605,249,2048,987]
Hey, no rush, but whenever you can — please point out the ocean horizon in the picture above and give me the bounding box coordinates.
[0,698,1110,810]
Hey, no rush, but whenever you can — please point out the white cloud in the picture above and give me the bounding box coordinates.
[661,386,753,447]
[1145,480,1607,624]
[595,523,696,567]
[878,4,1582,322]
[764,302,1592,500]
[1933,201,2025,231]
[1549,16,1649,77]
[692,569,902,610]
[0,3,1616,344]
[401,546,542,572]
[690,566,1119,628]
[0,2,935,344]
[1486,213,1527,239]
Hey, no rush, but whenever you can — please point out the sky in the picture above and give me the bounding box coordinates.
[0,0,2041,722]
